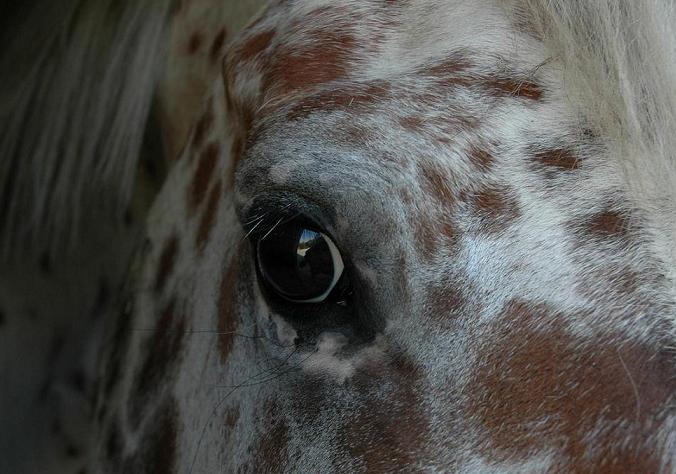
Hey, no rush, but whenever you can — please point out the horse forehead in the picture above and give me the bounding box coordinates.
[224,0,548,216]
[224,0,539,108]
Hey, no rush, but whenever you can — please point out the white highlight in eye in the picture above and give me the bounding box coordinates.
[288,232,344,304]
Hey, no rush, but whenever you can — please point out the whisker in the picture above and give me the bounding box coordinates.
[241,344,299,382]
[240,216,266,241]
[259,216,285,242]
[128,327,294,350]
[188,386,239,474]
[214,348,316,389]
[187,347,315,474]
[242,213,266,226]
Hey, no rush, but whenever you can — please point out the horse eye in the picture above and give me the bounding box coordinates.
[256,219,344,303]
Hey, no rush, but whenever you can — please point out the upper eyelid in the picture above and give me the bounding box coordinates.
[240,192,337,241]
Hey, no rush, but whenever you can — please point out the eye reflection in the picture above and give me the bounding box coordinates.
[297,229,319,257]
[256,220,344,303]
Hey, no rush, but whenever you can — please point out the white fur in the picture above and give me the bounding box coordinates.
[503,0,676,294]
[301,333,388,383]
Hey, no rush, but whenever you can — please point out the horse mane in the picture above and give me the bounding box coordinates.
[512,1,676,156]
[0,0,171,260]
[509,0,676,284]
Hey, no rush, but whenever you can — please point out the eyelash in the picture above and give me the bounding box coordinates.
[242,206,294,240]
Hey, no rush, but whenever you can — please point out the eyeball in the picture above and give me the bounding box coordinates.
[256,218,344,303]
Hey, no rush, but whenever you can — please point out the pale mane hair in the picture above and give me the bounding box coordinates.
[0,0,171,259]
[506,0,676,279]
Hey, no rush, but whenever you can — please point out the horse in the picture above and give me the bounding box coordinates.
[1,0,674,472]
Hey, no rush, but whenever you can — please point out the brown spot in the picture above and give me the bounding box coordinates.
[339,123,373,146]
[217,255,239,362]
[234,30,275,63]
[422,54,473,88]
[209,28,227,63]
[251,402,289,471]
[425,54,472,78]
[419,162,455,205]
[534,148,579,170]
[144,400,178,474]
[398,109,477,142]
[154,235,179,294]
[192,105,214,149]
[128,299,185,426]
[468,145,494,171]
[337,355,429,471]
[195,179,222,253]
[413,163,459,258]
[188,142,219,210]
[399,116,425,132]
[469,299,675,470]
[288,377,326,425]
[126,398,179,474]
[187,32,203,54]
[225,407,239,430]
[576,265,649,314]
[412,212,458,261]
[588,210,628,237]
[421,57,542,101]
[425,281,466,324]
[263,29,355,96]
[615,268,640,296]
[484,76,542,101]
[418,52,472,92]
[286,81,391,120]
[472,186,520,233]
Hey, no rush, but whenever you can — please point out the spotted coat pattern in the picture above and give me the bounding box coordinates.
[93,1,675,473]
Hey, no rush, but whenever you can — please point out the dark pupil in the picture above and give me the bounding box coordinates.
[257,222,334,300]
